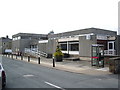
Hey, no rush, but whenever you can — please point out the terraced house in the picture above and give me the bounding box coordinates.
[0,36,12,54]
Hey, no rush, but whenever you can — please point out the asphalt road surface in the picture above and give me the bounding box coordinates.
[1,56,118,89]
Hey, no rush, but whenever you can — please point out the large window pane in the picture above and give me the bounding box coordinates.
[60,44,67,51]
[70,43,79,51]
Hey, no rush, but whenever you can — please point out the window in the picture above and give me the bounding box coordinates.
[13,37,18,40]
[18,36,21,40]
[108,41,115,50]
[60,44,67,51]
[109,43,113,49]
[59,41,79,51]
[13,38,15,41]
[69,43,79,51]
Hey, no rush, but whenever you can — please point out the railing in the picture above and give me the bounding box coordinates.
[24,48,48,58]
[104,50,116,56]
[38,51,48,57]
[24,48,37,57]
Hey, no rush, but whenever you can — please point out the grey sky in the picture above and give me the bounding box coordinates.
[0,0,119,38]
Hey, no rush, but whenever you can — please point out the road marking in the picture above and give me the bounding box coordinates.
[44,81,66,90]
[23,74,34,77]
[98,79,102,80]
[96,68,109,71]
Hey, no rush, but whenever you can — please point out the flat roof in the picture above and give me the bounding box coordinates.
[48,28,117,38]
[12,33,48,38]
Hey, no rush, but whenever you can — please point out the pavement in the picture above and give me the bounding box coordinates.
[2,56,118,88]
[3,54,112,76]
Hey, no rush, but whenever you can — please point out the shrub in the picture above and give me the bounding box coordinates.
[53,45,64,57]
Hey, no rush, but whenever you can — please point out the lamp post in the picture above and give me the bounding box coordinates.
[118,2,120,56]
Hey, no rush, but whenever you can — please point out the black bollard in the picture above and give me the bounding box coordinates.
[9,54,10,58]
[53,58,55,67]
[16,55,17,59]
[28,55,30,62]
[38,56,40,64]
[103,60,104,68]
[101,60,104,68]
[8,54,10,57]
[21,55,23,60]
[11,54,13,59]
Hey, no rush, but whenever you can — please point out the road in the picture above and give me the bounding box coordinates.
[1,56,118,89]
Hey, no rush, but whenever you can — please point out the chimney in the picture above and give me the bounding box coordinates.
[6,35,9,38]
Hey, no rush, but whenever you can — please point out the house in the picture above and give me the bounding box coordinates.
[12,33,48,55]
[38,28,117,58]
[0,36,12,54]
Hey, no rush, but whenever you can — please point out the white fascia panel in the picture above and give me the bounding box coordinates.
[39,40,48,43]
[58,33,94,42]
[58,37,79,42]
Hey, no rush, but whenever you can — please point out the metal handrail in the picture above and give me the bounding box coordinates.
[104,50,116,55]
[24,48,48,57]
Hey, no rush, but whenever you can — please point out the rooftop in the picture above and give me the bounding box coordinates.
[48,28,117,38]
[12,33,48,38]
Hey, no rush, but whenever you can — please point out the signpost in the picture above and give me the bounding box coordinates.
[118,2,120,56]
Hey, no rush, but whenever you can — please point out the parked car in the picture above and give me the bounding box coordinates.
[0,63,6,88]
[4,49,12,55]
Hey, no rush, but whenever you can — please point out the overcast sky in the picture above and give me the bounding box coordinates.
[0,0,119,38]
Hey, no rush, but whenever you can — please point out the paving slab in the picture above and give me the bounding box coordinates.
[3,55,112,76]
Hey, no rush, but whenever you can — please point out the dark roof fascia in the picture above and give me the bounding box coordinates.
[0,37,12,40]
